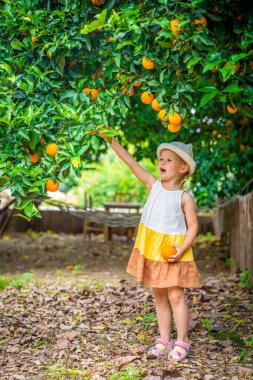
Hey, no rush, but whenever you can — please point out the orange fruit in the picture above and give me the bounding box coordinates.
[91,89,99,101]
[159,110,170,122]
[227,105,238,114]
[211,130,218,137]
[97,26,103,31]
[161,245,177,261]
[133,81,142,86]
[89,129,96,135]
[213,6,221,13]
[40,136,45,143]
[91,0,104,6]
[92,70,102,80]
[116,73,121,79]
[46,179,59,192]
[168,112,182,125]
[141,91,154,104]
[97,87,103,92]
[128,87,134,96]
[234,62,240,73]
[46,143,59,157]
[106,37,114,42]
[240,144,246,152]
[31,36,38,44]
[170,19,183,36]
[122,86,128,95]
[142,57,155,69]
[98,125,108,139]
[176,70,181,76]
[194,16,207,29]
[30,153,40,163]
[168,123,181,133]
[123,86,134,96]
[226,61,240,73]
[82,88,91,95]
[151,99,162,111]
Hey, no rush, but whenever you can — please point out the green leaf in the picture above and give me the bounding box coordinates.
[199,86,219,93]
[192,0,205,5]
[0,63,12,75]
[230,53,247,63]
[60,90,77,101]
[81,9,107,34]
[199,90,219,107]
[222,84,242,93]
[10,39,25,50]
[58,55,65,75]
[158,41,171,48]
[114,54,121,68]
[187,57,202,67]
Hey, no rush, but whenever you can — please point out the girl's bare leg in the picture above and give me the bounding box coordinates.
[153,287,173,341]
[167,286,189,343]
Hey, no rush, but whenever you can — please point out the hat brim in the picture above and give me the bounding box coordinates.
[157,143,196,174]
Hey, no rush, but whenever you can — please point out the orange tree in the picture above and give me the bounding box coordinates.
[0,0,252,218]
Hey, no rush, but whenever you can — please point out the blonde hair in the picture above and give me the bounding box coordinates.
[179,171,191,189]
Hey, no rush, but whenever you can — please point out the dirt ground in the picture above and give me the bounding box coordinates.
[0,231,252,380]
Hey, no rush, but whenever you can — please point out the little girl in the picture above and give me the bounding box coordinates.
[105,137,200,362]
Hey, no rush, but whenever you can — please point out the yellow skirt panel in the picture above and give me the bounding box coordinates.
[134,222,194,262]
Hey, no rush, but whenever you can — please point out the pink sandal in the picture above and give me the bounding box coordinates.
[168,340,190,362]
[147,338,173,359]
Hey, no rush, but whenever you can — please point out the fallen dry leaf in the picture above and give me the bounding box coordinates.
[115,355,138,369]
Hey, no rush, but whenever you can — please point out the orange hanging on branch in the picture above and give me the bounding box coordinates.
[91,0,104,6]
[142,57,155,69]
[141,91,154,104]
[46,179,59,192]
[46,143,59,157]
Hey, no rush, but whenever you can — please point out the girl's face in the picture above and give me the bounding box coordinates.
[158,149,189,180]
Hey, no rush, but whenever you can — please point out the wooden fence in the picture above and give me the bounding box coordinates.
[213,191,253,273]
[3,208,214,236]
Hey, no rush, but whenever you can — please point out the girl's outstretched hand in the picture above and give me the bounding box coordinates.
[167,244,184,262]
[98,126,113,144]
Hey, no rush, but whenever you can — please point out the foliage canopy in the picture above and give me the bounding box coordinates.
[0,0,252,218]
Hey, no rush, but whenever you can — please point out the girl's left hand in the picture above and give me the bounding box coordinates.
[167,244,184,262]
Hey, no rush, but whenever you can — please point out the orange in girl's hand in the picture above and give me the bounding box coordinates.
[161,245,177,260]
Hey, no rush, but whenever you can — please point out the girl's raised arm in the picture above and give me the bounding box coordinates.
[109,138,156,191]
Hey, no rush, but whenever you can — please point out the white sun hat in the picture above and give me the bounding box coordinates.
[157,141,196,174]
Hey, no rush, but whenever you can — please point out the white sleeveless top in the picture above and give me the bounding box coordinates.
[140,180,187,235]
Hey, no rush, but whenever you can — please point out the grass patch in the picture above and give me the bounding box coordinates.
[109,365,144,380]
[45,365,92,379]
[0,272,34,291]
